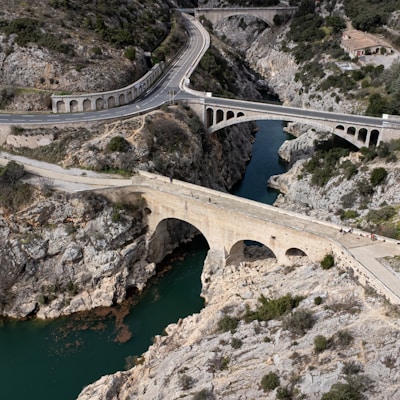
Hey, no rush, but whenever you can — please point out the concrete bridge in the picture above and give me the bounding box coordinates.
[1,153,400,305]
[106,171,400,306]
[194,6,297,26]
[185,97,400,148]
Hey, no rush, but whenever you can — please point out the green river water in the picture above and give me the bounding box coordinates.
[0,120,288,400]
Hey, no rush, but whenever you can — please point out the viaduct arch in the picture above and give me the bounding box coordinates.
[194,7,297,26]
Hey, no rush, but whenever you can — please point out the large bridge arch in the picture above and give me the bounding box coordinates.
[195,7,297,27]
[146,217,211,265]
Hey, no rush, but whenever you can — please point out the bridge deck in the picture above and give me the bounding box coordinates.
[132,171,400,303]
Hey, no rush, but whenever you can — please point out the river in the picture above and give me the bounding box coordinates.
[0,120,289,400]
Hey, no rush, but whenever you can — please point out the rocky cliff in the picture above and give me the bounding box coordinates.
[77,249,400,400]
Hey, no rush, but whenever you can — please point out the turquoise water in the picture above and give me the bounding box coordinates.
[0,120,288,400]
[0,238,207,400]
[232,120,289,203]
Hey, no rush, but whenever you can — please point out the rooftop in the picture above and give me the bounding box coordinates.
[342,29,392,51]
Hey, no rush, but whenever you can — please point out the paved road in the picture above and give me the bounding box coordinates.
[0,12,394,132]
[0,14,206,125]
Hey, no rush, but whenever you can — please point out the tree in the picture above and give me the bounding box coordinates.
[370,167,387,186]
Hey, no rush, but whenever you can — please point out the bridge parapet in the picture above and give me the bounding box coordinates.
[50,62,164,114]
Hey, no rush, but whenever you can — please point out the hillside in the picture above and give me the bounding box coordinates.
[0,0,183,110]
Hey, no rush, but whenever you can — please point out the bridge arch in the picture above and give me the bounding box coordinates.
[70,100,79,113]
[108,96,116,109]
[370,129,379,146]
[229,240,276,263]
[83,98,91,112]
[358,128,368,143]
[56,100,65,113]
[96,98,104,110]
[285,247,308,258]
[195,7,297,27]
[146,217,211,264]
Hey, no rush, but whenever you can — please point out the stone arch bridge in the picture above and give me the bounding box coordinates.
[186,98,400,148]
[194,6,298,26]
[95,171,400,306]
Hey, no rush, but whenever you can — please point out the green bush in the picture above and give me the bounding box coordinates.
[321,382,362,400]
[0,161,34,212]
[342,361,362,375]
[333,329,354,348]
[106,136,130,153]
[230,338,243,349]
[341,210,359,220]
[217,315,238,333]
[370,167,387,186]
[179,374,194,390]
[314,335,329,353]
[260,372,280,391]
[282,309,314,336]
[124,46,136,61]
[366,205,397,224]
[314,296,323,305]
[245,294,304,322]
[321,254,335,270]
[193,388,215,400]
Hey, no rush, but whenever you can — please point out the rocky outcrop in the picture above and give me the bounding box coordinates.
[77,251,400,400]
[269,130,400,225]
[0,190,156,319]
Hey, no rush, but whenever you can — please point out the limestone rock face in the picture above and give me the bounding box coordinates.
[0,191,153,319]
[77,252,400,400]
[270,130,400,223]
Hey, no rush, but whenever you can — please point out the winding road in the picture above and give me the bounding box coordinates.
[0,12,395,134]
[0,14,207,125]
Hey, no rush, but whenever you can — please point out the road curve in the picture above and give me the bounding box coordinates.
[0,13,205,125]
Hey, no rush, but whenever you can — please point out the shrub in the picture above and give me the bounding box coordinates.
[106,136,130,153]
[193,388,215,400]
[370,167,387,186]
[217,315,238,333]
[179,374,194,390]
[341,210,359,220]
[333,329,354,348]
[366,205,397,224]
[321,254,335,270]
[314,296,323,305]
[230,338,243,349]
[314,335,329,353]
[260,372,280,391]
[207,355,230,373]
[245,294,304,322]
[124,46,136,61]
[321,382,362,400]
[342,361,362,375]
[282,309,314,336]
